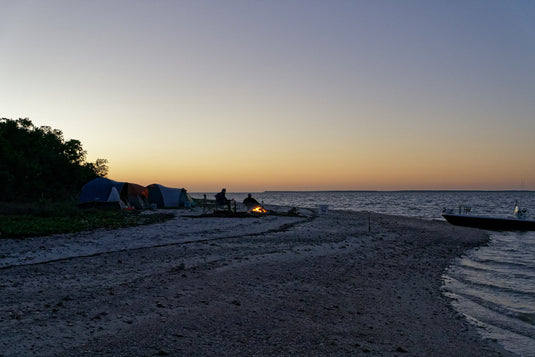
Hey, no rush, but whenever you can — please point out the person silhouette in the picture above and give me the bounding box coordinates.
[215,188,231,211]
[243,193,260,211]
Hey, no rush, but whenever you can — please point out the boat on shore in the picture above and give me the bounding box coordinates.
[442,202,535,231]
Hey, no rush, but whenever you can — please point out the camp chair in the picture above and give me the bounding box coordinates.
[214,198,236,213]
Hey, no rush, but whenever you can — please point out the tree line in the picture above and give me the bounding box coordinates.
[0,118,108,202]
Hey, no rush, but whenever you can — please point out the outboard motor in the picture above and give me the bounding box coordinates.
[514,201,528,220]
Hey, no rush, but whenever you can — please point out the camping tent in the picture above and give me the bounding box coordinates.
[78,178,127,208]
[125,182,150,209]
[147,184,193,208]
[78,178,149,209]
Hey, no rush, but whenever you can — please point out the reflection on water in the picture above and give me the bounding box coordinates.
[444,230,535,357]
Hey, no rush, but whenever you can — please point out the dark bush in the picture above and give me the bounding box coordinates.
[0,118,108,201]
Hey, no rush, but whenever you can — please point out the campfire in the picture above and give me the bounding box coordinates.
[251,205,268,214]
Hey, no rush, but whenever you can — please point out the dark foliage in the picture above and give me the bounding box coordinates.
[0,199,175,238]
[0,206,175,238]
[0,118,109,201]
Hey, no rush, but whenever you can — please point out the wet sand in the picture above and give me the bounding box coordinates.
[0,207,516,356]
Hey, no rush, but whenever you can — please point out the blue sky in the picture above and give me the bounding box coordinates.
[2,0,534,191]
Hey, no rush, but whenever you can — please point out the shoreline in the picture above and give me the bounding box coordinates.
[0,207,516,356]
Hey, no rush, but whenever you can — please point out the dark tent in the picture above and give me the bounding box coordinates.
[147,184,193,208]
[125,182,150,209]
[78,178,149,209]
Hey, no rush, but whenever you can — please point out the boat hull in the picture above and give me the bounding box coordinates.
[442,214,535,231]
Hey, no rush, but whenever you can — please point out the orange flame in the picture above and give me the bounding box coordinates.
[252,206,268,213]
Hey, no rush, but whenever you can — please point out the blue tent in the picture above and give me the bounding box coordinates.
[79,178,150,209]
[147,184,193,208]
[78,178,127,208]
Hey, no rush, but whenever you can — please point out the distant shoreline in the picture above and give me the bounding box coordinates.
[191,190,535,194]
[262,189,535,193]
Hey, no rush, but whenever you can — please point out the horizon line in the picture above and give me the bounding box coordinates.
[189,189,535,194]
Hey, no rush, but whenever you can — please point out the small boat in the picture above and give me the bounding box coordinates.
[442,202,535,231]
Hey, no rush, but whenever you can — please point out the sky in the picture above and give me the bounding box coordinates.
[1,0,534,192]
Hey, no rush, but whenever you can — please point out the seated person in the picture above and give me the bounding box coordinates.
[215,188,231,210]
[243,193,260,211]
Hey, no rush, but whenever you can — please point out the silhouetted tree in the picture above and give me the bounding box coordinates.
[0,118,108,201]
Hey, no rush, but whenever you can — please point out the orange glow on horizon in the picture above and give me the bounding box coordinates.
[107,162,535,193]
[100,137,535,192]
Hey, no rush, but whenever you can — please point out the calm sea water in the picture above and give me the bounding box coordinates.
[199,191,535,356]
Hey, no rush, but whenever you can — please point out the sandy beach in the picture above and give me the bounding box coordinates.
[0,206,516,356]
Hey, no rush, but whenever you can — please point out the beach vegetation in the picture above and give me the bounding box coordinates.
[0,200,175,239]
